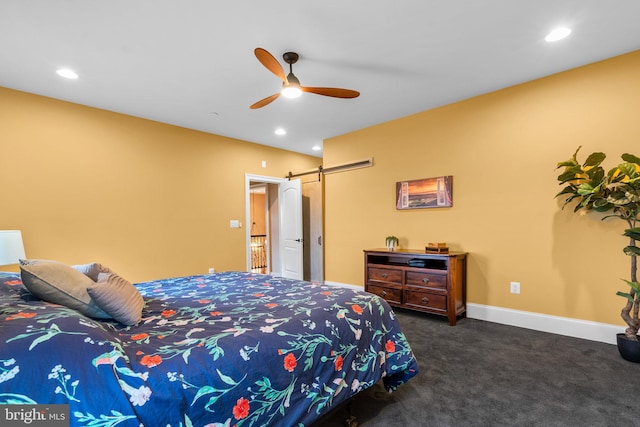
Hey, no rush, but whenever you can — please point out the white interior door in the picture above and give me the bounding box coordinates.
[279,178,303,279]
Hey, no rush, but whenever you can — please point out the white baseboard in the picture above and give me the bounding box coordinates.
[325,281,622,345]
[324,280,362,291]
[467,303,622,345]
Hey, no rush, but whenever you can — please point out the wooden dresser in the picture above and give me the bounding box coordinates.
[364,249,467,325]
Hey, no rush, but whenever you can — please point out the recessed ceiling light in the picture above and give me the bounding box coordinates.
[545,27,571,42]
[312,145,322,151]
[275,128,286,135]
[56,68,79,79]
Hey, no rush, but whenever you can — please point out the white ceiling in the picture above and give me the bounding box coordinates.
[2,1,640,158]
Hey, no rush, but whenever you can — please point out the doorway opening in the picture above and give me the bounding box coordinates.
[249,184,268,274]
[245,175,287,277]
[245,173,324,282]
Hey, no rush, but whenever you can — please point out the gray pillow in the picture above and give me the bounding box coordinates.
[72,262,113,281]
[19,259,110,319]
[87,272,144,326]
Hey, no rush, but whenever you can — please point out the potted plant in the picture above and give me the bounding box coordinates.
[385,236,399,251]
[556,146,640,361]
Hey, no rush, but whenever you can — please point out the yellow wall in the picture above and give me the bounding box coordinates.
[250,193,266,235]
[0,87,318,282]
[323,50,640,327]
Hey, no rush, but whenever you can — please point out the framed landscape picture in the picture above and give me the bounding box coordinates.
[396,176,453,209]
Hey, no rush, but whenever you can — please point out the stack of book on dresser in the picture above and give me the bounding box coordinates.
[425,242,449,254]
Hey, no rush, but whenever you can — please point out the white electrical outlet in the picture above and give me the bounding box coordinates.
[208,267,215,274]
[510,281,521,294]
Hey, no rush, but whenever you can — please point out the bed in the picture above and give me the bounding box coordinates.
[0,266,418,426]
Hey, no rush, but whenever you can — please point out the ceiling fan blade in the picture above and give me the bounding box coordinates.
[301,86,360,99]
[254,48,286,82]
[250,93,281,109]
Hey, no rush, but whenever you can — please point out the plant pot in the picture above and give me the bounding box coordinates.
[616,333,640,363]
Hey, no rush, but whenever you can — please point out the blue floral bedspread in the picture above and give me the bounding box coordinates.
[0,271,418,426]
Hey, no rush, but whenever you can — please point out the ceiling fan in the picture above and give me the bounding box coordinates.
[250,48,360,109]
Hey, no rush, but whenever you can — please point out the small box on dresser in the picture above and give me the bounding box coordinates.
[364,248,467,325]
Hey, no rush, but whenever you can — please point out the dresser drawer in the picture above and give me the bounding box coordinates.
[406,271,447,289]
[404,289,446,312]
[368,267,402,285]
[367,284,402,304]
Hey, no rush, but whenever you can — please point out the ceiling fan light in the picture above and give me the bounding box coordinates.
[281,84,302,99]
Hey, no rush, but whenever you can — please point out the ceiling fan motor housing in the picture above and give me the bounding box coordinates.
[286,73,300,85]
[283,52,299,64]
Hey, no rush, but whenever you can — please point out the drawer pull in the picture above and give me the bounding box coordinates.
[421,297,430,304]
[381,290,388,297]
[422,277,430,284]
[381,273,388,279]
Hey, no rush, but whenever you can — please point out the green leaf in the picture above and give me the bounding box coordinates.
[580,194,594,207]
[592,198,611,209]
[256,377,271,390]
[623,228,640,240]
[625,190,640,203]
[556,159,578,168]
[555,186,576,197]
[585,166,605,182]
[192,385,216,404]
[606,166,620,181]
[608,196,632,205]
[618,162,636,177]
[616,291,634,302]
[601,213,624,221]
[557,168,582,184]
[622,153,640,165]
[558,193,578,204]
[584,152,606,167]
[182,348,191,364]
[621,279,640,293]
[572,145,583,161]
[576,183,596,196]
[573,201,588,213]
[609,182,633,196]
[0,394,38,404]
[28,334,53,350]
[623,246,640,256]
[216,369,237,386]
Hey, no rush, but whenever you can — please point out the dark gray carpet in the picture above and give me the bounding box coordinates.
[314,309,640,427]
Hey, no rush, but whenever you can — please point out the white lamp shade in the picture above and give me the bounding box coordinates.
[0,230,26,266]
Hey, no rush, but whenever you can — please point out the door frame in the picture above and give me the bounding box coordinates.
[244,174,288,273]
